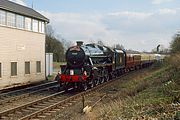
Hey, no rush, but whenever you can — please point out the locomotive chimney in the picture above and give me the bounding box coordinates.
[76,41,83,46]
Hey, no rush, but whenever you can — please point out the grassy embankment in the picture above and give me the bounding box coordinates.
[96,56,180,119]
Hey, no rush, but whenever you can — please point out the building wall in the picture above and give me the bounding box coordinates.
[0,26,45,89]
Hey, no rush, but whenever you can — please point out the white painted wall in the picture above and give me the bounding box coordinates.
[0,26,45,89]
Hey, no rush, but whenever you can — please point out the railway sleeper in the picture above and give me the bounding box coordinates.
[43,112,52,116]
[47,99,58,103]
[26,107,39,111]
[53,108,61,111]
[62,104,69,107]
[71,100,77,103]
[15,111,23,114]
[35,105,46,109]
[67,102,73,105]
[37,115,47,118]
[0,116,8,119]
[59,106,65,109]
[49,110,57,113]
[21,109,30,112]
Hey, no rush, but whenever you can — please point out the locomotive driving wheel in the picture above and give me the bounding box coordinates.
[104,70,109,81]
[104,74,109,81]
[95,78,100,86]
[63,82,69,92]
[89,79,95,88]
[100,77,105,84]
[81,82,88,91]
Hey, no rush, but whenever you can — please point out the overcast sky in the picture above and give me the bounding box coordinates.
[10,0,180,51]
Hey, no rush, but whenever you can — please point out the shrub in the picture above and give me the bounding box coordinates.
[167,53,180,69]
[170,36,180,53]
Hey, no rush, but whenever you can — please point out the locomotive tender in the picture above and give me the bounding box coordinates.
[57,41,156,91]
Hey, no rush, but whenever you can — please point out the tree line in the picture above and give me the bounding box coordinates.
[45,25,65,62]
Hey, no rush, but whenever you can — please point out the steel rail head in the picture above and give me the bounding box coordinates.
[0,90,65,118]
[0,81,58,98]
[0,85,59,105]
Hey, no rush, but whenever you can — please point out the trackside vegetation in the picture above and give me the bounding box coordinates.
[94,36,180,119]
[96,65,179,119]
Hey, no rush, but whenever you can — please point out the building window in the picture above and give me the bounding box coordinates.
[0,10,6,25]
[7,12,16,27]
[39,21,45,33]
[11,62,17,76]
[16,15,24,29]
[25,17,32,31]
[32,19,38,32]
[0,63,1,78]
[39,21,42,33]
[25,62,30,74]
[42,22,45,33]
[36,61,41,73]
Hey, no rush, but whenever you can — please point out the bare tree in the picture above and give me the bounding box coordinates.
[115,44,125,50]
[45,25,65,62]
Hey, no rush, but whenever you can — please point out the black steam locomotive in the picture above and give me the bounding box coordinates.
[57,41,126,91]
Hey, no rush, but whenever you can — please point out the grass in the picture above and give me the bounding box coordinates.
[96,63,180,120]
[53,62,66,69]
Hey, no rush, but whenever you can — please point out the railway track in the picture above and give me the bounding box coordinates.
[0,81,58,105]
[0,69,137,120]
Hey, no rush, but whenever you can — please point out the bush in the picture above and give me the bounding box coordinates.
[170,36,180,53]
[167,53,180,69]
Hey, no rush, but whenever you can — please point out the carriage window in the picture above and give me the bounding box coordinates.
[0,10,6,25]
[11,62,17,76]
[0,63,1,78]
[25,61,30,74]
[36,61,41,73]
[119,56,122,63]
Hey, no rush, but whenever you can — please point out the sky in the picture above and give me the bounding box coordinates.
[9,0,180,51]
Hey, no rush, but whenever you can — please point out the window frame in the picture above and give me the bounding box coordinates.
[7,12,16,27]
[11,62,17,76]
[16,14,25,29]
[32,19,38,32]
[36,61,41,73]
[25,17,32,31]
[0,62,2,78]
[0,10,6,26]
[25,61,30,75]
[0,10,46,34]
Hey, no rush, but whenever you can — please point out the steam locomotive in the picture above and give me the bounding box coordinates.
[57,41,157,91]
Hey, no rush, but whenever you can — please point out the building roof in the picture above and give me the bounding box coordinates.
[0,0,49,23]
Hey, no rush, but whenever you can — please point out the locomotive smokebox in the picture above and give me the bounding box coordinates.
[77,41,83,46]
[66,45,85,68]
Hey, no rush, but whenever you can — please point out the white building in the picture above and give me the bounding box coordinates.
[0,0,49,89]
